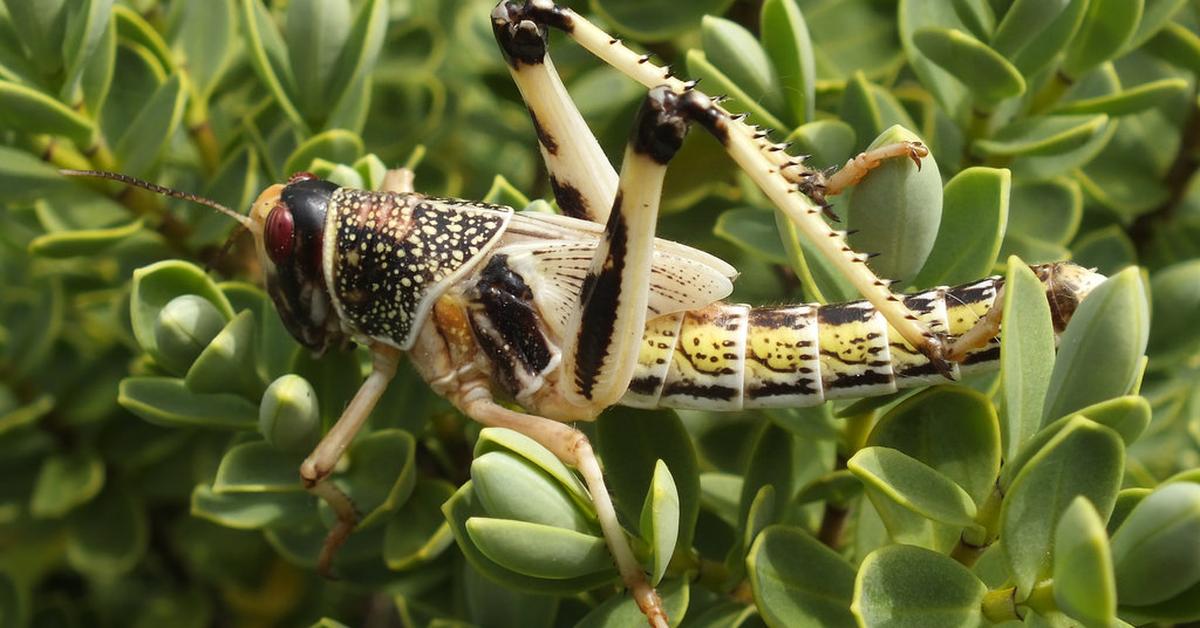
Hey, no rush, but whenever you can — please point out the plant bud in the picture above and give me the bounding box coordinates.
[153,295,226,374]
[258,375,321,453]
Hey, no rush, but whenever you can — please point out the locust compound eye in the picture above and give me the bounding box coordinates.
[264,203,295,265]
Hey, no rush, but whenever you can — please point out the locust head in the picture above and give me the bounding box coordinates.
[1034,262,1108,332]
[247,172,346,354]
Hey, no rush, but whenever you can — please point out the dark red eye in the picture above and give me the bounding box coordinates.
[264,203,295,265]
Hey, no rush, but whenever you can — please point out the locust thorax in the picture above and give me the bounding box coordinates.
[1033,262,1108,332]
[249,172,346,353]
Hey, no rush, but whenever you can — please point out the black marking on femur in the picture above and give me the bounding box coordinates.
[573,191,627,398]
[817,302,875,325]
[331,190,508,347]
[491,2,548,66]
[631,86,690,164]
[663,380,738,400]
[747,379,818,398]
[827,369,894,389]
[550,176,589,219]
[529,111,558,155]
[678,90,729,145]
[474,255,553,374]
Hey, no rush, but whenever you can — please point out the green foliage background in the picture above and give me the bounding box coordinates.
[2,0,1200,626]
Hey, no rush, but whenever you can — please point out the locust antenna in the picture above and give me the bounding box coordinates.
[59,169,253,227]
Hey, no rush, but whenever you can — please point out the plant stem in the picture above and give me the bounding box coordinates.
[951,483,1004,567]
[982,587,1022,623]
[818,412,873,550]
[1027,70,1074,117]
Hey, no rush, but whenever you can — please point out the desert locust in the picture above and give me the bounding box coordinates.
[64,1,1108,625]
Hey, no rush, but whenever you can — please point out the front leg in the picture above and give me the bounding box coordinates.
[561,86,689,410]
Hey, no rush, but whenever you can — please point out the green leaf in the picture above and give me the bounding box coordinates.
[1148,260,1200,360]
[577,578,689,628]
[849,444,974,528]
[130,261,234,366]
[868,387,1001,506]
[846,125,943,281]
[912,27,1025,105]
[1110,482,1200,606]
[701,16,784,121]
[786,119,855,167]
[685,50,786,132]
[1071,226,1137,276]
[1042,267,1149,422]
[1007,178,1082,245]
[290,348,360,433]
[999,260,1056,460]
[168,0,236,99]
[190,484,313,529]
[27,217,144,258]
[991,0,1089,77]
[852,544,987,628]
[476,428,591,513]
[761,0,816,125]
[383,479,454,570]
[119,377,258,430]
[2,0,68,76]
[795,470,863,506]
[839,73,918,153]
[897,0,970,112]
[591,0,735,40]
[747,525,857,626]
[596,408,699,549]
[285,0,353,124]
[952,0,995,39]
[1069,396,1151,445]
[913,167,1009,287]
[336,429,417,529]
[443,482,618,594]
[1062,0,1143,78]
[471,451,595,534]
[324,0,387,133]
[66,482,147,576]
[1000,417,1124,593]
[738,423,794,548]
[973,114,1108,158]
[114,73,187,176]
[481,175,530,208]
[800,0,903,82]
[239,0,305,132]
[283,129,364,177]
[714,208,788,264]
[211,441,304,494]
[30,449,105,518]
[1143,21,1200,73]
[1053,497,1116,627]
[775,206,857,304]
[1052,78,1188,117]
[1123,0,1187,52]
[0,80,93,143]
[466,517,613,580]
[640,460,680,586]
[185,310,264,399]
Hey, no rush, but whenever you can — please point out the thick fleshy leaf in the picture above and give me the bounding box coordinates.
[383,479,454,570]
[1053,497,1116,627]
[466,517,612,580]
[190,484,313,529]
[1144,21,1200,73]
[993,0,1089,77]
[1042,267,1150,423]
[258,374,321,454]
[114,74,186,176]
[952,0,994,38]
[1000,417,1124,593]
[323,0,387,132]
[481,175,530,209]
[912,167,1009,288]
[999,260,1056,460]
[283,129,364,177]
[799,0,902,81]
[335,429,417,529]
[839,74,918,153]
[1110,482,1200,606]
[1125,0,1187,51]
[761,0,815,125]
[1071,226,1137,276]
[168,0,236,99]
[577,579,689,628]
[738,423,794,548]
[119,377,258,430]
[747,525,857,626]
[852,544,987,628]
[1006,178,1081,245]
[912,27,1025,105]
[1053,78,1189,117]
[3,0,69,76]
[701,16,784,120]
[185,310,264,399]
[787,119,855,167]
[592,0,735,40]
[30,449,105,518]
[460,561,558,628]
[471,451,595,534]
[850,447,977,527]
[27,218,144,258]
[285,0,353,124]
[897,0,970,113]
[443,483,618,594]
[130,260,234,363]
[868,387,1001,507]
[66,482,147,576]
[475,428,591,512]
[290,348,360,433]
[0,80,93,143]
[714,208,788,264]
[640,460,680,586]
[685,49,786,132]
[973,114,1108,158]
[846,125,943,281]
[239,0,305,131]
[596,407,699,549]
[211,441,304,494]
[1061,0,1143,78]
[1148,260,1200,360]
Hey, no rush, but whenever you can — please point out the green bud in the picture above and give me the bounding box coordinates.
[258,375,321,453]
[153,295,227,374]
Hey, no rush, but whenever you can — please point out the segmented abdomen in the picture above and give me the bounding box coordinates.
[621,277,1003,410]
